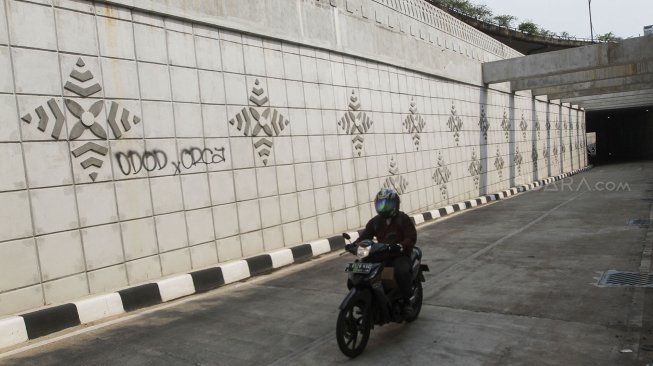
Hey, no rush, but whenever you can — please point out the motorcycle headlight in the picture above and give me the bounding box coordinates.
[357,245,370,259]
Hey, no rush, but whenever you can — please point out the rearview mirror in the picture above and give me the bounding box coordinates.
[342,233,351,240]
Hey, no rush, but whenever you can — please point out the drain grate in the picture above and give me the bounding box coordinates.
[597,270,653,287]
[629,219,651,227]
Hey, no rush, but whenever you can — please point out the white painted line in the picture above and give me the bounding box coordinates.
[310,239,331,256]
[0,317,28,350]
[157,274,196,302]
[220,260,251,284]
[269,249,294,269]
[74,293,125,324]
[413,215,425,225]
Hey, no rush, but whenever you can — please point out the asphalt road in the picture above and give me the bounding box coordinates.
[2,162,653,366]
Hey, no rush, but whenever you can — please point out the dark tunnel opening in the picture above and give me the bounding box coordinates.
[586,106,653,165]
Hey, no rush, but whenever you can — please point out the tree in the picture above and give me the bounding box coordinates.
[470,3,493,21]
[559,31,571,38]
[493,14,517,28]
[518,21,539,35]
[596,32,621,42]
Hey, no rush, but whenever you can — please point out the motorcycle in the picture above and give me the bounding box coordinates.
[336,233,429,358]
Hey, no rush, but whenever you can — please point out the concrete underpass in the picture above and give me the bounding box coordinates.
[2,162,652,366]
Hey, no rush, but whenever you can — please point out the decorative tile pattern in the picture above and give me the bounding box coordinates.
[501,109,510,142]
[519,112,528,140]
[514,146,523,175]
[494,147,504,180]
[20,58,140,182]
[432,152,451,200]
[531,143,539,170]
[337,91,373,156]
[403,98,426,150]
[447,102,463,145]
[382,157,408,195]
[468,148,482,190]
[478,106,489,141]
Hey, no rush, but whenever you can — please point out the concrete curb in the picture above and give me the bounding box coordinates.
[0,167,591,350]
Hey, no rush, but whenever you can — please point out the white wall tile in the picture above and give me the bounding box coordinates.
[160,248,191,276]
[155,212,188,252]
[224,73,248,105]
[237,199,261,233]
[208,170,235,205]
[37,230,85,281]
[142,101,175,138]
[194,36,222,71]
[256,167,278,197]
[243,45,266,76]
[233,169,258,201]
[180,174,211,209]
[174,103,203,137]
[220,40,244,74]
[170,66,200,103]
[198,70,225,104]
[76,184,118,228]
[185,207,214,246]
[126,255,161,285]
[0,95,19,142]
[190,241,218,269]
[88,264,128,293]
[115,179,152,221]
[0,143,25,191]
[12,48,60,95]
[101,58,139,99]
[282,221,302,246]
[150,176,183,215]
[202,105,228,138]
[134,23,167,63]
[279,193,299,223]
[23,142,72,188]
[297,190,316,219]
[43,273,88,305]
[240,230,263,257]
[217,235,241,262]
[229,137,255,169]
[0,238,40,292]
[300,217,318,241]
[138,62,171,101]
[7,1,56,49]
[167,30,196,67]
[0,191,32,242]
[121,217,158,260]
[96,17,135,59]
[55,8,97,55]
[262,226,283,251]
[212,203,239,239]
[81,223,123,271]
[31,186,78,235]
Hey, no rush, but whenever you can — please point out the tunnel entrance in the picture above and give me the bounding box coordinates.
[586,106,653,165]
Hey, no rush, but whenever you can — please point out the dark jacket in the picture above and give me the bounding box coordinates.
[354,211,417,255]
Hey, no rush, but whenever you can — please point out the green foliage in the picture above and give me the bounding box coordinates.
[518,21,539,35]
[596,32,621,42]
[493,14,517,28]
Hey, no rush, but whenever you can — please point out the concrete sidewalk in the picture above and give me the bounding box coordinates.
[1,162,652,365]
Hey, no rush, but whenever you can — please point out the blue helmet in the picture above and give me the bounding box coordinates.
[374,188,400,218]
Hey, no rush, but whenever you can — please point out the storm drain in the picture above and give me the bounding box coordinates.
[629,219,651,227]
[597,270,653,288]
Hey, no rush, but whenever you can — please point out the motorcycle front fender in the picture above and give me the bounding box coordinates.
[338,287,372,310]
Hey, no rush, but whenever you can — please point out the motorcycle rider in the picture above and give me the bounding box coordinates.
[352,188,417,318]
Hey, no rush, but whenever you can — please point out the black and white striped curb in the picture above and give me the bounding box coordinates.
[0,166,591,350]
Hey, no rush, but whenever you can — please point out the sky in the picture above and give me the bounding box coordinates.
[476,0,653,39]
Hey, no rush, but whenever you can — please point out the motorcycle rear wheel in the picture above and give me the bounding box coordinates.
[404,281,423,323]
[336,299,371,358]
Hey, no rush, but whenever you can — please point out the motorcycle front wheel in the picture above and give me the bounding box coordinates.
[336,299,371,358]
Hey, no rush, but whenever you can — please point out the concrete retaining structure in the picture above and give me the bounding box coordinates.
[0,0,587,318]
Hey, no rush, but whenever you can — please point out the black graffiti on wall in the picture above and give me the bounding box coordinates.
[115,147,226,176]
